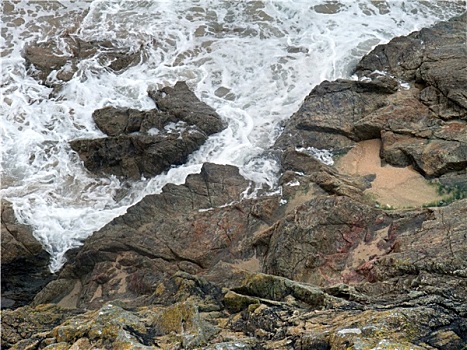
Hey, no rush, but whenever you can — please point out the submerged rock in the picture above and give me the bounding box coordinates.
[23,36,144,85]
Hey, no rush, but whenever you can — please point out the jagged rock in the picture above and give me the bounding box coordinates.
[274,79,396,152]
[70,127,207,179]
[230,273,356,311]
[262,195,467,291]
[0,304,80,349]
[36,157,378,310]
[356,13,467,114]
[1,201,54,309]
[224,291,260,313]
[31,163,263,308]
[381,130,467,176]
[70,82,226,179]
[1,201,43,265]
[277,13,467,178]
[151,271,224,312]
[280,149,371,201]
[149,81,226,136]
[92,107,177,137]
[3,269,466,350]
[23,36,144,85]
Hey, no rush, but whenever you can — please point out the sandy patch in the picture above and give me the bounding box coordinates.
[336,139,444,208]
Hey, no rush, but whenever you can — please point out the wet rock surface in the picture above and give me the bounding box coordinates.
[70,82,226,179]
[3,13,467,350]
[1,201,54,310]
[23,36,144,86]
[276,13,467,178]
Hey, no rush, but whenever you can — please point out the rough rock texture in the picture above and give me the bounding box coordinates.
[70,82,226,179]
[356,13,467,115]
[1,201,54,309]
[276,13,467,178]
[1,304,81,349]
[274,77,398,152]
[31,163,256,308]
[2,12,467,350]
[148,81,226,136]
[8,151,465,348]
[23,36,144,85]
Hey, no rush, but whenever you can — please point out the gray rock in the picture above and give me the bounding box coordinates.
[70,82,226,180]
[274,79,395,152]
[149,81,226,135]
[23,37,143,85]
[5,12,467,350]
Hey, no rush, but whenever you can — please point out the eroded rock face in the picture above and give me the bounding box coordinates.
[276,12,467,178]
[31,163,258,308]
[70,82,226,179]
[356,13,467,115]
[19,148,466,348]
[1,201,54,309]
[4,268,466,349]
[274,78,397,153]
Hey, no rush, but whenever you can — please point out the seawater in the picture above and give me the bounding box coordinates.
[1,0,465,272]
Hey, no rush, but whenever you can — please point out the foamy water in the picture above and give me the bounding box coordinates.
[1,0,465,272]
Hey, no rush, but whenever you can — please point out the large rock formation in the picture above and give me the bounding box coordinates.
[2,12,466,350]
[70,82,226,179]
[275,12,467,179]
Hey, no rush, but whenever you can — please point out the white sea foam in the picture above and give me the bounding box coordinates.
[296,147,335,166]
[1,0,465,271]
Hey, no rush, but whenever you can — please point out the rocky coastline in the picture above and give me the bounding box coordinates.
[2,13,466,350]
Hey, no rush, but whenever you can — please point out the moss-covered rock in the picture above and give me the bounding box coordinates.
[52,303,150,348]
[1,304,80,349]
[233,273,327,308]
[224,291,260,313]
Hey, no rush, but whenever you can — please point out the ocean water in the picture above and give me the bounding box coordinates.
[1,0,465,272]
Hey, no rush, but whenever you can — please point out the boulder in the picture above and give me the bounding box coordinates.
[274,79,396,153]
[70,82,226,179]
[356,13,467,114]
[149,81,225,136]
[381,130,467,176]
